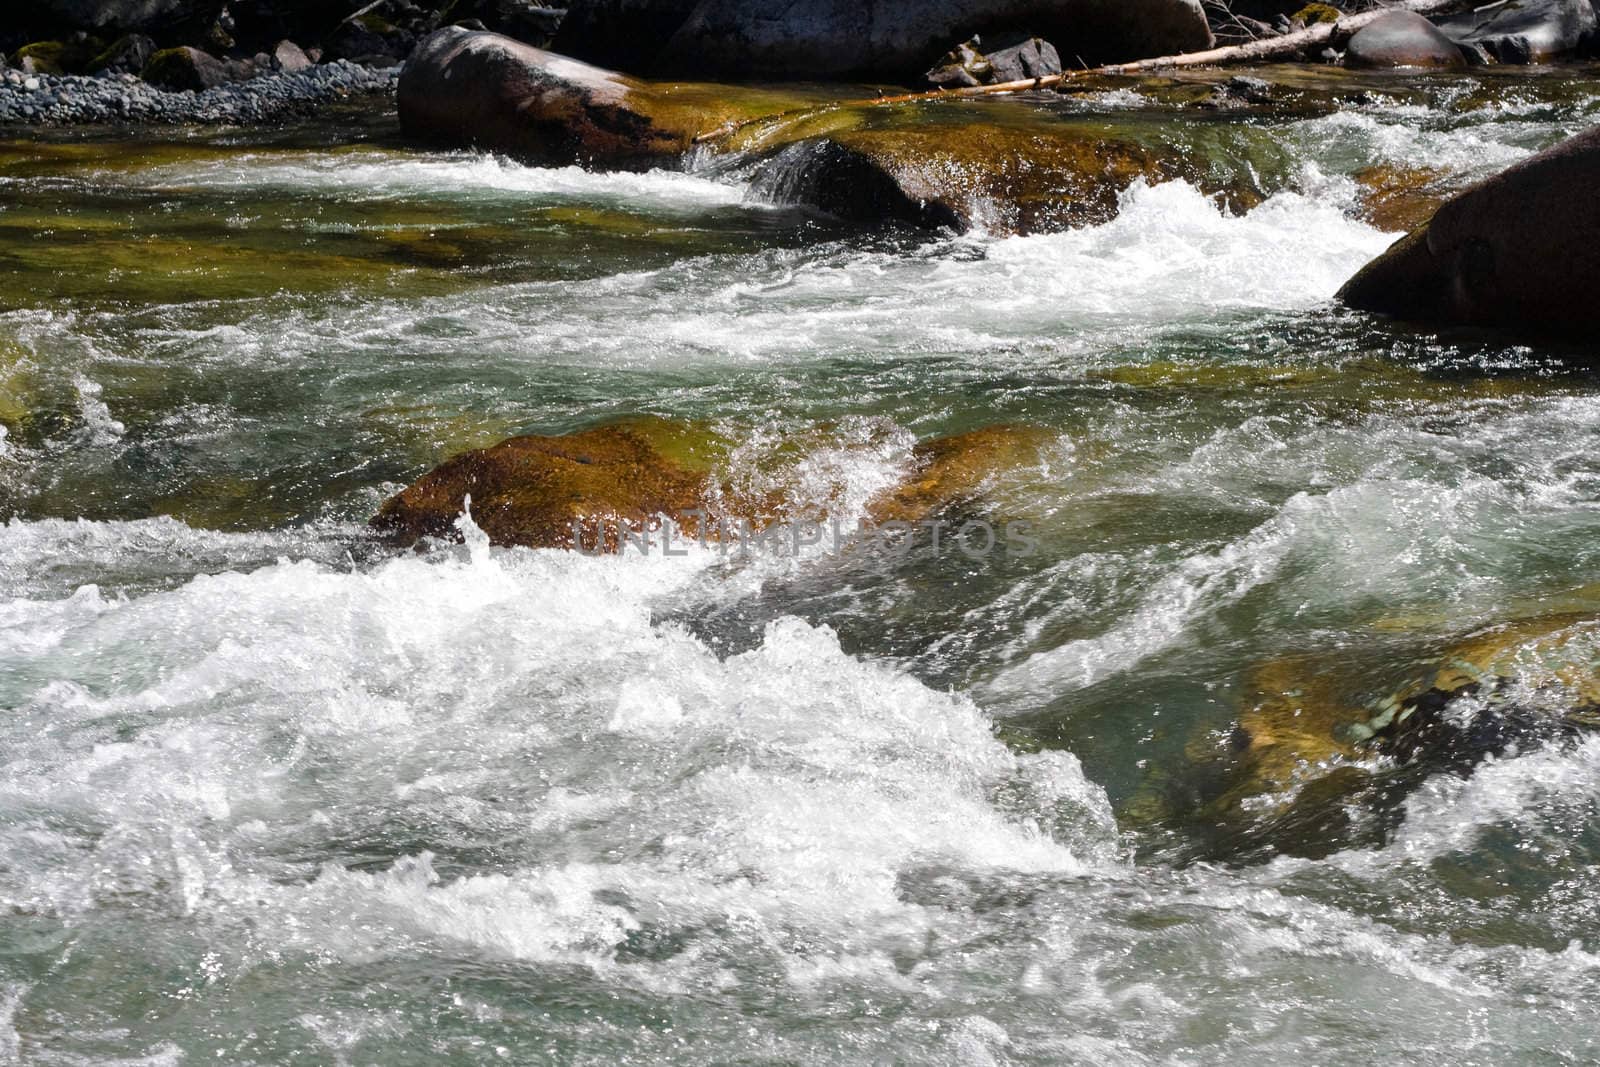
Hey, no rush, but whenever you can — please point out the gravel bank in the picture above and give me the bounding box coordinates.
[0,61,399,126]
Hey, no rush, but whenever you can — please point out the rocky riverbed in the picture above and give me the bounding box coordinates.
[0,59,396,125]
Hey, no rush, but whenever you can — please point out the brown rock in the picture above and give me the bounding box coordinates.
[371,419,719,550]
[870,425,1050,523]
[1338,124,1600,337]
[1344,11,1465,69]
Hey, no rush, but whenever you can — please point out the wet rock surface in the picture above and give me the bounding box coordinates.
[1132,614,1600,864]
[1339,123,1600,336]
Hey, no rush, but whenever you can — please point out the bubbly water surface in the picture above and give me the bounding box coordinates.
[5,72,1600,1063]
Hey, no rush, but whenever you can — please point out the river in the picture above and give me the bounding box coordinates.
[3,69,1600,1064]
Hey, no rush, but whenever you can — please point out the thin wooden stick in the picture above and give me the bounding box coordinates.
[691,0,1471,145]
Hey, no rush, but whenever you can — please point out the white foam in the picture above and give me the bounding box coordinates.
[130,151,751,212]
[0,521,1114,981]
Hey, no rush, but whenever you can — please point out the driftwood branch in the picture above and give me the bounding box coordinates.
[694,0,1471,144]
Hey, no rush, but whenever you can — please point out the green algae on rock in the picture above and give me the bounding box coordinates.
[1133,614,1600,863]
[370,418,728,550]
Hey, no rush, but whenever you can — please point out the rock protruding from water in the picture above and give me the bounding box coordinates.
[399,26,787,166]
[1338,124,1600,337]
[554,0,1212,82]
[372,420,719,551]
[1344,11,1466,69]
[1433,0,1597,63]
[744,120,1259,235]
[373,420,1055,551]
[399,29,1269,234]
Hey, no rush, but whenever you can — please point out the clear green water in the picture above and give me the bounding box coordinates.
[4,72,1600,1064]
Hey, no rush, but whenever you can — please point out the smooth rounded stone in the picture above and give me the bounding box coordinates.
[555,0,1213,81]
[1344,10,1465,69]
[1338,124,1600,337]
[398,27,810,166]
[1433,0,1597,63]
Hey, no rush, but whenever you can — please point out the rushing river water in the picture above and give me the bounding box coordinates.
[5,69,1600,1063]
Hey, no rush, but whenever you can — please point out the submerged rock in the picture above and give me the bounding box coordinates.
[869,425,1051,524]
[1338,125,1600,337]
[1344,11,1465,69]
[1350,163,1454,232]
[1434,0,1597,64]
[554,0,1212,82]
[1136,614,1600,863]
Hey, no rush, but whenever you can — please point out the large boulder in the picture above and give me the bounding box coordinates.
[1433,0,1596,63]
[554,0,1213,82]
[1344,10,1466,68]
[399,27,805,167]
[372,419,1057,551]
[1338,125,1600,337]
[743,119,1261,235]
[33,0,196,33]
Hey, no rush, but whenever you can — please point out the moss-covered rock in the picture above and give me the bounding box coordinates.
[13,38,105,75]
[89,33,156,74]
[141,46,227,91]
[372,419,1060,552]
[1291,3,1342,26]
[371,418,725,550]
[746,118,1261,234]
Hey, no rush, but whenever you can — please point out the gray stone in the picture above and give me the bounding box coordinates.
[1433,0,1596,63]
[926,32,1062,87]
[1346,11,1466,68]
[272,39,312,73]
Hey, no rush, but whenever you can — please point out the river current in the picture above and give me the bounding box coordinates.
[4,71,1600,1063]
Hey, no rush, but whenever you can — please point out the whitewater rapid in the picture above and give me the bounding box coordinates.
[7,81,1600,1062]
